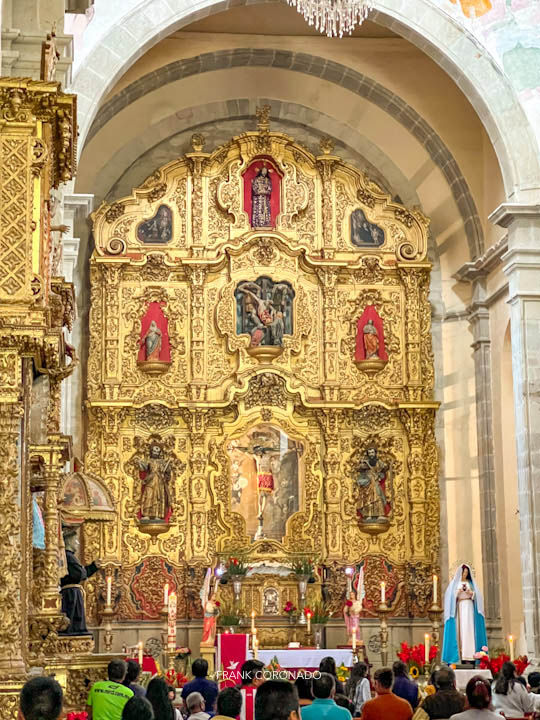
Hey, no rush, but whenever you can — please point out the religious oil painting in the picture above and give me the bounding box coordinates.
[350,208,385,248]
[227,424,303,542]
[235,276,294,349]
[136,204,173,243]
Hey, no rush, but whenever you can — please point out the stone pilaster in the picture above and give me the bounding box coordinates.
[491,202,540,660]
[454,252,505,636]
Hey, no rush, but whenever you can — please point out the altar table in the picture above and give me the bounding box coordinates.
[249,648,354,669]
[454,669,492,690]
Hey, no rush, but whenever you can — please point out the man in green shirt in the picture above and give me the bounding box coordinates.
[88,659,134,720]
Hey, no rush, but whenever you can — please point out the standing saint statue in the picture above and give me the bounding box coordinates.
[128,439,177,524]
[363,319,380,359]
[251,166,272,227]
[141,320,162,361]
[200,568,220,647]
[60,529,100,635]
[356,446,390,520]
[442,564,488,665]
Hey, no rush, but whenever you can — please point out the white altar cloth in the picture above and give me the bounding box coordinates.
[249,649,354,668]
[454,669,492,690]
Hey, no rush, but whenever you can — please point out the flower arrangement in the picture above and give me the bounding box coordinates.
[290,557,315,576]
[266,656,290,678]
[475,647,530,676]
[165,667,189,688]
[337,663,350,684]
[397,642,438,677]
[283,601,297,615]
[225,556,250,576]
[175,646,191,660]
[305,602,331,624]
[67,713,88,720]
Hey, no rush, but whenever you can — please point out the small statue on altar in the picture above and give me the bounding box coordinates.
[344,591,363,645]
[200,569,220,647]
[60,528,100,635]
[141,320,162,361]
[442,564,488,665]
[137,443,173,522]
[251,166,272,227]
[363,319,380,359]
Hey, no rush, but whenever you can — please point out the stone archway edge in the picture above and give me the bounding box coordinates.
[85,47,484,258]
[70,0,540,201]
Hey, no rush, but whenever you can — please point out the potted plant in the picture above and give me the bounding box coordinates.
[310,602,331,649]
[218,603,243,633]
[224,556,251,602]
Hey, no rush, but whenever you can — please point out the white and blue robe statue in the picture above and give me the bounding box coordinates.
[442,564,488,664]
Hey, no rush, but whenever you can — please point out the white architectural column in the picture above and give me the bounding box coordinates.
[491,203,540,661]
[60,190,93,453]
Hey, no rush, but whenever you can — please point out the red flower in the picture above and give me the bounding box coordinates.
[303,606,312,617]
[215,600,221,607]
[515,656,530,676]
[429,646,438,661]
[345,600,353,607]
[397,642,411,663]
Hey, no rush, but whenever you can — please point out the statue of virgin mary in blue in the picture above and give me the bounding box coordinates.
[442,563,488,665]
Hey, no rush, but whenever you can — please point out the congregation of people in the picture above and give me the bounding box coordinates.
[17,655,540,720]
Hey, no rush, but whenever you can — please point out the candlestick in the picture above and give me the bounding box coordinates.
[168,591,177,649]
[380,581,386,604]
[138,641,143,666]
[106,576,112,606]
[509,635,514,661]
[253,636,258,659]
[432,574,438,604]
[163,583,169,607]
[251,610,256,632]
[424,633,430,665]
[306,611,311,635]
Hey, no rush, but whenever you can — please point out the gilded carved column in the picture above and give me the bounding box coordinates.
[0,395,26,676]
[187,135,210,256]
[186,264,208,402]
[400,408,431,562]
[316,139,338,258]
[316,267,339,401]
[399,269,423,401]
[181,409,212,561]
[317,410,343,560]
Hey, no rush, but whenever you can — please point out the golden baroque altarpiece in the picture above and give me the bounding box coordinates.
[85,115,439,632]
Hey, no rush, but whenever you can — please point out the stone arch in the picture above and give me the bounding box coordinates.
[83,49,484,259]
[70,0,540,204]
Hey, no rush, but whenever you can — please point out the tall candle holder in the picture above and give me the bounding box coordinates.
[100,604,115,653]
[427,602,443,658]
[297,575,309,625]
[377,602,392,666]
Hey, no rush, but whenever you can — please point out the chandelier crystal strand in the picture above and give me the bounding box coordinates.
[287,0,373,37]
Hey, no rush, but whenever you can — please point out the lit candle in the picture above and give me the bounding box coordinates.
[138,641,143,666]
[424,633,430,665]
[251,610,256,632]
[306,611,311,635]
[345,567,354,593]
[253,635,258,659]
[380,581,386,604]
[433,575,438,604]
[163,583,169,607]
[509,635,514,661]
[106,576,112,606]
[168,591,177,647]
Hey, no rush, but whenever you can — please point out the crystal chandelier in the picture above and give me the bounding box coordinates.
[286,0,373,37]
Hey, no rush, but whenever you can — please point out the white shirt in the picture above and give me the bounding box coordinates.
[492,682,536,716]
[450,710,503,719]
[353,678,371,714]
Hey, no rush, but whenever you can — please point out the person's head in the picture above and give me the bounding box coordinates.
[366,447,377,465]
[350,662,368,681]
[392,661,408,678]
[146,677,174,720]
[108,659,127,683]
[186,692,205,715]
[216,687,242,719]
[254,680,299,720]
[20,677,63,720]
[191,658,209,679]
[465,676,492,709]
[293,675,312,701]
[373,668,393,695]
[241,659,265,687]
[528,671,540,690]
[318,657,337,677]
[311,673,335,700]
[149,444,161,458]
[63,529,79,553]
[260,167,268,177]
[334,695,354,713]
[122,697,154,720]
[494,661,517,695]
[435,667,456,691]
[461,565,472,581]
[123,659,141,686]
[167,687,176,703]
